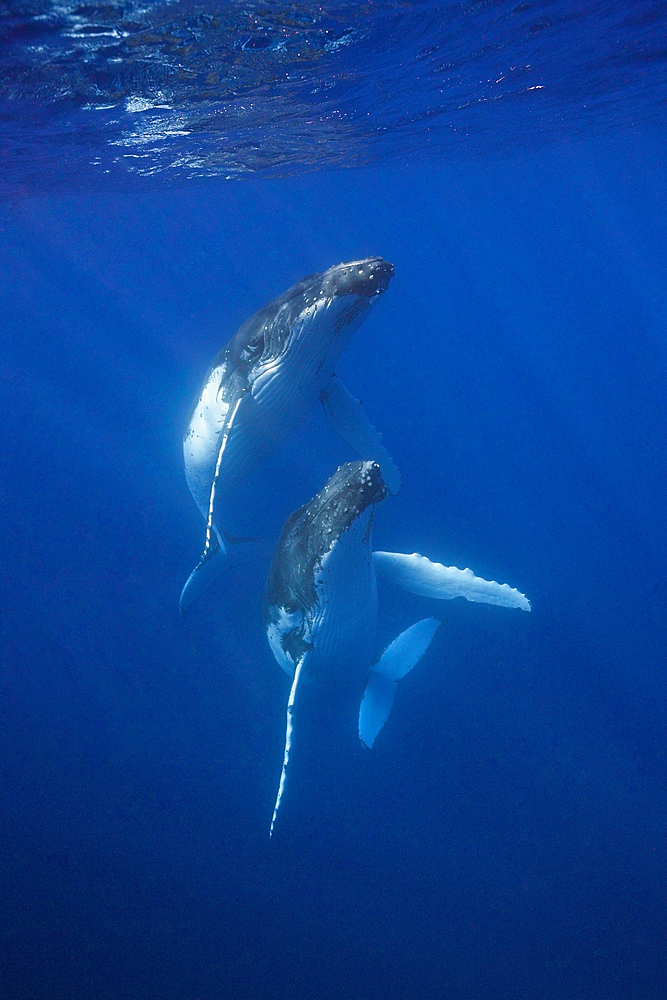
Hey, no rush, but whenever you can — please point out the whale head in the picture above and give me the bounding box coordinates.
[227,258,394,400]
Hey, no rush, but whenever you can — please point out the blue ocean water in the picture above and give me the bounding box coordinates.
[1,3,667,999]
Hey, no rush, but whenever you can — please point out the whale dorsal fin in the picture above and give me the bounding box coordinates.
[359,618,441,748]
[270,652,309,837]
[320,374,401,495]
[372,551,531,610]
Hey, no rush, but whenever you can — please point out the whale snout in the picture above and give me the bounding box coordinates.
[361,257,394,295]
[325,460,388,513]
[358,459,388,504]
[331,257,394,298]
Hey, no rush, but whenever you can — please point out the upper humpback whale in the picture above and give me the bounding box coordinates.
[181,258,401,613]
[263,460,531,836]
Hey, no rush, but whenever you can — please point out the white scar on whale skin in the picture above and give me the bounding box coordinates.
[372,551,531,611]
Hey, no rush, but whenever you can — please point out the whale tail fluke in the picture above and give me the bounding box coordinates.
[179,530,274,616]
[359,617,441,748]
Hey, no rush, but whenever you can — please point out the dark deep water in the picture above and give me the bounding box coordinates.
[2,4,667,1000]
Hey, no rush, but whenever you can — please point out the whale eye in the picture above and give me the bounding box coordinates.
[241,332,264,361]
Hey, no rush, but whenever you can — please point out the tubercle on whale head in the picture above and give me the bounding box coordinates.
[320,460,387,517]
[326,257,394,299]
[357,459,388,504]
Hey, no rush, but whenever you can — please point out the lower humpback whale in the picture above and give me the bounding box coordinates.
[180,258,401,613]
[262,461,531,836]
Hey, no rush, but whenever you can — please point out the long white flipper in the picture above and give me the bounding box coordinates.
[359,618,441,748]
[359,673,396,749]
[270,654,307,838]
[374,617,442,680]
[180,391,246,615]
[373,551,531,611]
[320,375,401,495]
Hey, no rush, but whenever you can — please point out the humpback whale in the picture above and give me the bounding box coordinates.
[181,258,401,613]
[263,461,530,836]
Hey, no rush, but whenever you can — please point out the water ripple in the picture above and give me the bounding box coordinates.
[1,1,666,196]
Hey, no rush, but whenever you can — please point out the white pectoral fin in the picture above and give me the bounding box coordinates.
[201,389,246,564]
[320,374,401,495]
[359,618,441,748]
[359,672,397,749]
[375,617,442,680]
[372,551,531,611]
[180,387,247,615]
[270,654,307,838]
